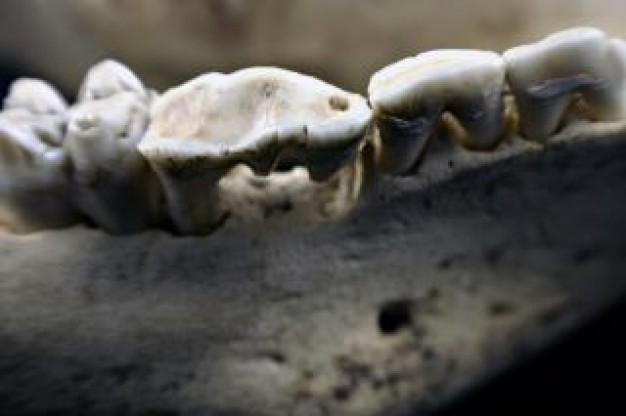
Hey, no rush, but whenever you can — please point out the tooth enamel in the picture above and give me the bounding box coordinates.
[503,27,623,141]
[3,78,68,116]
[138,67,371,234]
[78,59,148,102]
[64,91,161,233]
[368,49,506,175]
[0,80,78,232]
[587,37,626,120]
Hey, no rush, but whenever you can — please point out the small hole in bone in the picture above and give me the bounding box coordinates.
[378,299,414,334]
[329,96,349,112]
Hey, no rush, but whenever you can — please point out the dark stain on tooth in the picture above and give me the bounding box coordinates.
[247,176,269,189]
[262,200,294,219]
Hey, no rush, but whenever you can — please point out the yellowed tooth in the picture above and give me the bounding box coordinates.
[138,67,371,234]
[369,49,506,175]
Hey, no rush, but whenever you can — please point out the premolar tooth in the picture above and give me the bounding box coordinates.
[0,78,79,232]
[65,92,161,233]
[138,67,371,234]
[0,119,77,233]
[368,49,506,175]
[503,27,621,141]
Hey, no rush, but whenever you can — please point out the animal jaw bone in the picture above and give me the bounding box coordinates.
[0,26,625,235]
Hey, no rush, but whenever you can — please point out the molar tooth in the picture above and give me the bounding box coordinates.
[0,78,78,232]
[138,67,371,234]
[0,117,77,233]
[78,59,148,102]
[65,92,161,233]
[503,27,621,141]
[369,49,506,175]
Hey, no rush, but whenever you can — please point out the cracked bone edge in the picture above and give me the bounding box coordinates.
[64,91,162,233]
[78,59,148,102]
[3,78,68,116]
[138,67,372,235]
[503,27,624,142]
[368,49,506,175]
[0,115,78,233]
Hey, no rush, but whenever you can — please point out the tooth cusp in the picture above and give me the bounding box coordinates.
[504,27,624,141]
[369,49,507,173]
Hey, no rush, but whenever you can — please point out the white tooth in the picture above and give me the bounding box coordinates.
[138,67,371,235]
[585,38,626,120]
[503,27,623,141]
[3,78,67,116]
[0,115,77,232]
[78,60,148,102]
[64,92,161,233]
[368,49,506,175]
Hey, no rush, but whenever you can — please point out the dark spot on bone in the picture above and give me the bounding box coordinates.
[436,257,453,270]
[483,245,506,265]
[422,197,433,210]
[105,363,142,382]
[572,246,601,264]
[260,350,287,364]
[488,301,517,317]
[378,299,414,334]
[332,378,354,401]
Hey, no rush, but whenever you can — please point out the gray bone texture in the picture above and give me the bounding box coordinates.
[1,128,626,415]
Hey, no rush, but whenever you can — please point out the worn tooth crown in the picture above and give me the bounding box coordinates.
[368,49,506,174]
[78,59,148,102]
[138,67,371,234]
[140,67,371,161]
[3,78,68,116]
[0,79,78,232]
[503,27,623,141]
[64,60,160,234]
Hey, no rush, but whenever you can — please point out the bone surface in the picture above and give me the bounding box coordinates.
[504,27,625,141]
[0,80,78,232]
[368,49,506,175]
[65,61,161,233]
[138,67,371,234]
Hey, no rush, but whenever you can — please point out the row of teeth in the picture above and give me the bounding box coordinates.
[1,27,625,235]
